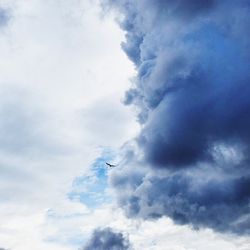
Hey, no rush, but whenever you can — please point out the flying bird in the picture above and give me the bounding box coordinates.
[106,162,116,168]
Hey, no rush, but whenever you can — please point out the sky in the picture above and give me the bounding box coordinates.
[0,0,249,250]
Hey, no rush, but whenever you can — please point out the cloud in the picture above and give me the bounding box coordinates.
[82,227,131,250]
[0,0,136,249]
[105,0,250,234]
[0,7,10,27]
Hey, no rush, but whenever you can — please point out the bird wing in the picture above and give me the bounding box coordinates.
[106,162,117,167]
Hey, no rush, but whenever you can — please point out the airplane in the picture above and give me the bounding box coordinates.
[106,162,116,168]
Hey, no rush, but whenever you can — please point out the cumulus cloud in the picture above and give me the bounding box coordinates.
[105,0,250,234]
[82,227,131,250]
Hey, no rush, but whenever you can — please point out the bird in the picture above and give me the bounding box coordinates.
[106,162,116,168]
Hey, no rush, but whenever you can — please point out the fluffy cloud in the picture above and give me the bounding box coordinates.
[105,0,250,234]
[83,227,131,250]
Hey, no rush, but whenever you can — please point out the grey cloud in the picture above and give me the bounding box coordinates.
[112,165,250,234]
[105,0,250,234]
[0,7,10,27]
[0,87,67,156]
[82,228,131,250]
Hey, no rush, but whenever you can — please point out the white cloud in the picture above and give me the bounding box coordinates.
[51,203,250,250]
[0,0,137,249]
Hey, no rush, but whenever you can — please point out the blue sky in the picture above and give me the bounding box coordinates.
[68,149,115,208]
[0,1,249,250]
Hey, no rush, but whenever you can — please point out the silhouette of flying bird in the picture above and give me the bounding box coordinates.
[106,162,116,168]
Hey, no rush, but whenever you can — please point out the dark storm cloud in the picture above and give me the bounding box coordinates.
[82,228,131,250]
[113,168,250,234]
[104,0,250,234]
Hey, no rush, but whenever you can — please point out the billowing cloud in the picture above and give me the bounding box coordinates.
[105,0,250,234]
[82,227,131,250]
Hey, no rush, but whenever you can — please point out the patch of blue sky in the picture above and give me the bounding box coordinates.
[67,149,116,209]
